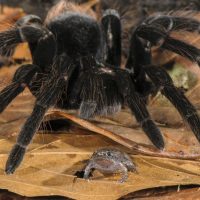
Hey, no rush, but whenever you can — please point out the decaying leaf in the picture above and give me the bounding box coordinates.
[12,43,32,62]
[0,131,200,200]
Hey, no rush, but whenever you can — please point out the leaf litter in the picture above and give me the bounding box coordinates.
[0,66,200,199]
[0,2,200,200]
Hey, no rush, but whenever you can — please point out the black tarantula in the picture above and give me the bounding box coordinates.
[1,0,200,174]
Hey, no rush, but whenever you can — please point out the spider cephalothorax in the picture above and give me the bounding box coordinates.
[1,0,200,174]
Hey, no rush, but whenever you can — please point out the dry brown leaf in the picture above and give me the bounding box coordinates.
[0,6,25,31]
[0,132,200,200]
[13,43,32,61]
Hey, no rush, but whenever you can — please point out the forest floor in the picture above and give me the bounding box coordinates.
[0,1,200,200]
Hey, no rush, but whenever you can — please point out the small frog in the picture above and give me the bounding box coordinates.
[83,148,137,183]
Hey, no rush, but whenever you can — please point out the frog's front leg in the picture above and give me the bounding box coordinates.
[116,162,128,183]
[83,162,95,180]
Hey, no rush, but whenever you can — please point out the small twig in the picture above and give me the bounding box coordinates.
[133,146,200,160]
[46,110,200,161]
[0,9,25,31]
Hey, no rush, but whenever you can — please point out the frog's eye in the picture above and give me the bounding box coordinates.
[106,151,111,156]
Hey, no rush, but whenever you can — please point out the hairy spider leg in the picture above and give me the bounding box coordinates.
[126,16,200,143]
[145,15,200,33]
[126,16,200,84]
[126,16,200,96]
[144,65,200,142]
[125,30,154,97]
[135,24,200,66]
[0,28,22,56]
[5,56,76,174]
[126,90,164,149]
[101,9,121,67]
[0,64,40,113]
[0,15,60,174]
[115,68,164,149]
[125,15,200,95]
[0,15,57,112]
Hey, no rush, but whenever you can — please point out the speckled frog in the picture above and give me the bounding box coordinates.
[83,148,137,183]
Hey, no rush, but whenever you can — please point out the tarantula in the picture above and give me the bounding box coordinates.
[1,0,200,175]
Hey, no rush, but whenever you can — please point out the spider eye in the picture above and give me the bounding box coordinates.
[28,18,42,24]
[16,15,42,27]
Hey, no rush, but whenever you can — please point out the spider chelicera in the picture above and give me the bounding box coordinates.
[0,0,200,174]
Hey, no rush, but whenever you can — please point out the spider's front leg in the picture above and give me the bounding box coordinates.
[126,90,164,149]
[116,71,165,149]
[5,76,61,174]
[1,15,65,174]
[144,65,200,142]
[5,58,76,174]
[5,75,62,174]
